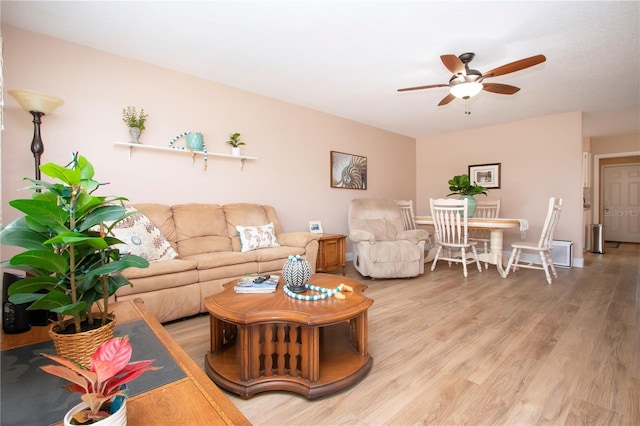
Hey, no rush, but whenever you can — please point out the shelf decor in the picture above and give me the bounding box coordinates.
[113,142,257,170]
[169,132,208,170]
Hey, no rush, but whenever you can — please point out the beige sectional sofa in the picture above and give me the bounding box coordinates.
[114,203,320,323]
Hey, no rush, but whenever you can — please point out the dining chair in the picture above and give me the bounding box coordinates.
[468,199,501,269]
[396,200,436,262]
[429,198,482,277]
[505,197,563,284]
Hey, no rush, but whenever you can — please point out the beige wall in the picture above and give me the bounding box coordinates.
[591,133,640,155]
[1,26,415,256]
[416,112,585,262]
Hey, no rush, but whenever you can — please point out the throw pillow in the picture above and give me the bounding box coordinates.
[236,223,280,253]
[107,206,178,262]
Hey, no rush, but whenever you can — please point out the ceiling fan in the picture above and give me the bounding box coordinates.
[397,52,546,107]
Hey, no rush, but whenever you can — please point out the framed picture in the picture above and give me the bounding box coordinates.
[468,163,501,189]
[330,151,367,190]
[308,221,323,234]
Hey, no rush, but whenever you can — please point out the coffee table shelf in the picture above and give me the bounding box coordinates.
[204,274,373,399]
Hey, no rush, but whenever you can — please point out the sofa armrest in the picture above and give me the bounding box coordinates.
[277,231,320,248]
[349,229,376,243]
[397,229,430,244]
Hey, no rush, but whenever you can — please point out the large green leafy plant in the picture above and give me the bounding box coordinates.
[0,153,149,333]
[447,174,488,197]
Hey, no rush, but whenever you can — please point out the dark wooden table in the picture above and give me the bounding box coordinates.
[204,273,373,399]
[1,300,250,425]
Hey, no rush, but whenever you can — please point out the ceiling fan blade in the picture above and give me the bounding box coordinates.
[437,93,455,106]
[440,55,465,74]
[397,84,449,92]
[482,83,521,95]
[483,54,546,78]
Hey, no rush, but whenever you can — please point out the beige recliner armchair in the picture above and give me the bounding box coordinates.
[348,198,430,278]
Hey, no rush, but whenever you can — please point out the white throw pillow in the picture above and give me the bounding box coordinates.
[107,206,178,262]
[236,223,280,253]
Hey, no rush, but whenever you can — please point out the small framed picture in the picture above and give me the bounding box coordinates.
[468,163,501,189]
[308,221,323,234]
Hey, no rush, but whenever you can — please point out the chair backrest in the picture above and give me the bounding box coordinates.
[395,200,416,230]
[473,199,501,219]
[469,199,501,239]
[429,198,470,246]
[537,197,563,248]
[348,198,405,241]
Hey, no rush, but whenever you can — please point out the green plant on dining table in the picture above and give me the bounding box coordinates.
[447,174,488,197]
[0,153,149,333]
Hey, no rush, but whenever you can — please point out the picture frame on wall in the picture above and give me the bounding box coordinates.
[468,163,501,189]
[308,221,323,234]
[330,151,367,190]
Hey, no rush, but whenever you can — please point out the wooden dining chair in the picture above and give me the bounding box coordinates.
[396,200,436,263]
[429,198,482,277]
[468,199,501,269]
[505,197,563,284]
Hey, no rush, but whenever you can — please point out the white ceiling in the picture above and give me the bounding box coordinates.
[2,1,639,139]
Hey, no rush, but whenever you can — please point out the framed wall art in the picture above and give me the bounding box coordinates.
[468,163,501,189]
[330,151,367,190]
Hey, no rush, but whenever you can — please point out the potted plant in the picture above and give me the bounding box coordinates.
[226,132,245,156]
[41,335,160,425]
[121,107,148,144]
[446,174,488,217]
[0,153,149,366]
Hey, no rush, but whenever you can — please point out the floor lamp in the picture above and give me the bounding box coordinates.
[8,89,64,181]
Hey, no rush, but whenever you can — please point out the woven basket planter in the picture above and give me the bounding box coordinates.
[49,314,116,368]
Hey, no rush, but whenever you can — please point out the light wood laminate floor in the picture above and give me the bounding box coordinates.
[165,243,639,425]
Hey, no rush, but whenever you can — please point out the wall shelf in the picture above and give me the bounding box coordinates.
[114,142,257,170]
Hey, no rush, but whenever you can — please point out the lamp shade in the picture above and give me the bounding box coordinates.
[8,89,64,114]
[450,82,483,99]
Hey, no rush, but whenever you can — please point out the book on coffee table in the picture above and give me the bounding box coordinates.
[234,275,280,293]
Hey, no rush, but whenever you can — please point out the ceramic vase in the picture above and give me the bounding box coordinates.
[186,132,203,150]
[282,255,311,293]
[128,127,141,144]
[231,147,241,156]
[461,195,477,218]
[64,398,127,426]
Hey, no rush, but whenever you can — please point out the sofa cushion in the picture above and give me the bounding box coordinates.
[223,203,281,252]
[121,258,197,279]
[236,222,280,252]
[133,204,178,250]
[172,204,232,255]
[108,206,178,262]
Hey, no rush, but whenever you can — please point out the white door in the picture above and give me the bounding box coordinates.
[603,164,640,243]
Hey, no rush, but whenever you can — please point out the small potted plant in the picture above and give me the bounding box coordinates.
[226,132,245,156]
[0,153,149,367]
[446,174,488,217]
[121,107,148,144]
[41,335,160,425]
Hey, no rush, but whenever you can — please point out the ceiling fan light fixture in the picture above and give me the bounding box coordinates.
[450,82,483,99]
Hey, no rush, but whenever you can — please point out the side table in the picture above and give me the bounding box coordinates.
[316,233,346,275]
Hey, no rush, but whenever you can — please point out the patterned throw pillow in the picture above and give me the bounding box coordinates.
[107,207,178,262]
[236,223,280,253]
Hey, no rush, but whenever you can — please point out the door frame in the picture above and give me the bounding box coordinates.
[593,150,640,225]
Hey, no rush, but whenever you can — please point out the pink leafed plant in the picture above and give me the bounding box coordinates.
[41,336,160,423]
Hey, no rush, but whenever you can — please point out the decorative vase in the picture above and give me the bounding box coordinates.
[186,132,204,150]
[64,398,127,426]
[231,147,241,156]
[128,127,141,144]
[49,314,116,369]
[461,195,477,218]
[282,255,312,293]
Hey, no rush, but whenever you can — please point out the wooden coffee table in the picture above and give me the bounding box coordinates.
[204,273,373,399]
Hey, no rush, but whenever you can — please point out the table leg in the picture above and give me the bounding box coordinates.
[489,229,508,278]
